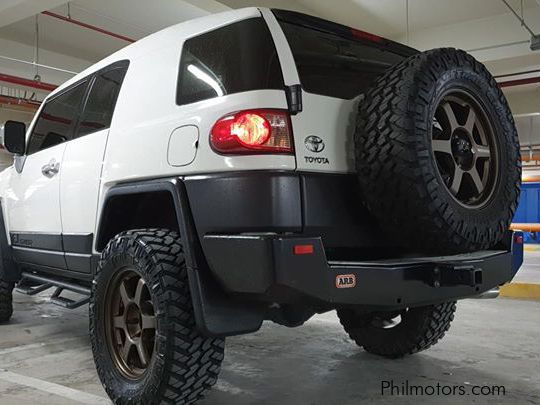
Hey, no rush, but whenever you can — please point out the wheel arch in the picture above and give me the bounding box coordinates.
[96,178,264,337]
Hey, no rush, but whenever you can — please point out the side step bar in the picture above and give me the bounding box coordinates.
[16,272,91,309]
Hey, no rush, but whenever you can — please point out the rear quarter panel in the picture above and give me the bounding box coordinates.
[101,7,295,186]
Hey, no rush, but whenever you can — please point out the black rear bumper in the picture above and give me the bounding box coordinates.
[183,171,523,310]
[202,232,523,310]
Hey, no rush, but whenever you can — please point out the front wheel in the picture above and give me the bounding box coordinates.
[90,229,224,405]
[0,280,14,323]
[337,301,456,358]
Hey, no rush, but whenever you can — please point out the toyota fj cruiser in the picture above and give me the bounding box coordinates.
[0,7,523,405]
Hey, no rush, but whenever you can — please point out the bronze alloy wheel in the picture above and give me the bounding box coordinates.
[431,90,499,208]
[105,267,156,379]
[355,48,521,252]
[91,229,224,404]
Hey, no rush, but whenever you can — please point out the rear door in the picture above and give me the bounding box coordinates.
[60,61,128,273]
[266,10,415,173]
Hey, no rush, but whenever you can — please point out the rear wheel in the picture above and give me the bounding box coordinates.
[337,301,456,358]
[90,229,224,405]
[0,280,14,323]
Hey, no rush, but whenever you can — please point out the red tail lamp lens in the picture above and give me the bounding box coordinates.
[231,113,271,146]
[211,109,293,154]
[294,244,314,255]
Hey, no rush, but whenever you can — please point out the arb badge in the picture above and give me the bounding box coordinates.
[336,274,356,289]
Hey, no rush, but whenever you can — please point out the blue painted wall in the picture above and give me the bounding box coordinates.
[514,182,540,223]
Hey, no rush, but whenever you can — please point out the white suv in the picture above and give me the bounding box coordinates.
[0,7,523,405]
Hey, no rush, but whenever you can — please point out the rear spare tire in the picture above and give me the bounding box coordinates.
[355,48,520,253]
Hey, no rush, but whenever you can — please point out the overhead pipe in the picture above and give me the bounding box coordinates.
[0,54,77,75]
[0,94,40,110]
[499,76,540,88]
[500,0,537,38]
[0,73,57,92]
[523,176,540,183]
[510,223,540,232]
[521,153,540,162]
[41,11,136,43]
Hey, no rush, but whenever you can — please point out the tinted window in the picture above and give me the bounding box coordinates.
[277,21,408,99]
[177,18,284,105]
[27,81,87,154]
[78,64,128,137]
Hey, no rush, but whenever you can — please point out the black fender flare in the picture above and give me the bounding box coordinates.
[97,178,264,337]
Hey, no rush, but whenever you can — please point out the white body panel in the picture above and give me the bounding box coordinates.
[292,93,359,173]
[5,145,65,233]
[60,129,109,234]
[0,6,359,253]
[167,126,199,167]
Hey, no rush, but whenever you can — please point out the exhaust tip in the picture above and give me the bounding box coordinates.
[472,287,500,299]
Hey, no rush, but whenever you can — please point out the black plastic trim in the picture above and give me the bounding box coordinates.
[62,233,93,254]
[10,232,62,251]
[16,262,92,283]
[10,232,93,254]
[286,84,303,114]
[9,232,94,275]
[183,171,386,252]
[65,253,92,274]
[183,171,302,239]
[12,247,67,269]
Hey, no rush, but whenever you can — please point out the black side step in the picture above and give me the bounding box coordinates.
[16,281,54,296]
[17,272,91,309]
[50,287,90,309]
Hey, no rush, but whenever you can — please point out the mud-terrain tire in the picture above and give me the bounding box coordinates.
[338,301,456,358]
[0,280,14,323]
[90,229,224,405]
[355,48,520,253]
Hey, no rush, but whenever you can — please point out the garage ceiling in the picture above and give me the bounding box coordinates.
[220,0,540,37]
[0,0,539,150]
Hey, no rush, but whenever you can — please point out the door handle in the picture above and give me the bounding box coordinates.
[41,159,60,178]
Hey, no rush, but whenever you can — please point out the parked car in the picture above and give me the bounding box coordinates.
[0,8,523,405]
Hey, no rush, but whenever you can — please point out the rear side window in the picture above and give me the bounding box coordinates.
[27,81,88,154]
[275,16,410,99]
[78,63,128,137]
[177,18,284,106]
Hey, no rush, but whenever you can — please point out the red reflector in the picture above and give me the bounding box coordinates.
[350,28,384,43]
[211,109,293,154]
[294,244,314,255]
[514,234,524,244]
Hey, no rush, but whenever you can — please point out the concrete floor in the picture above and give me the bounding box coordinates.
[515,248,540,283]
[0,293,538,404]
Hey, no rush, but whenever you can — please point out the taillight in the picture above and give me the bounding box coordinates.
[211,109,293,154]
